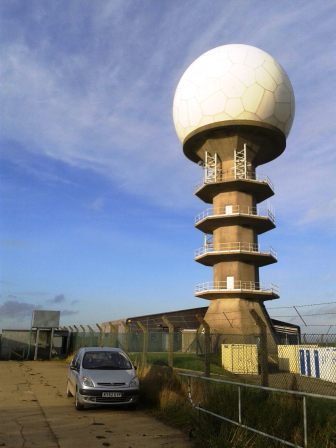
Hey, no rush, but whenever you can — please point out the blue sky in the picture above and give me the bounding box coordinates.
[1,0,336,330]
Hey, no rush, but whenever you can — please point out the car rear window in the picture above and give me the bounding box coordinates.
[82,351,132,370]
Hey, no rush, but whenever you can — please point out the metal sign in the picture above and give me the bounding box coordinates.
[32,310,60,328]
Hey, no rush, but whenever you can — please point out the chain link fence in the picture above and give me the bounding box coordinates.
[68,327,336,398]
[266,301,336,335]
[0,302,334,397]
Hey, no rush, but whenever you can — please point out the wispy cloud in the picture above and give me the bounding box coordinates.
[61,309,79,316]
[0,239,28,248]
[0,300,79,331]
[49,294,66,304]
[88,197,105,212]
[0,300,37,318]
[0,1,335,219]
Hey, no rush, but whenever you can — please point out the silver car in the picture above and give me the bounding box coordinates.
[66,347,139,410]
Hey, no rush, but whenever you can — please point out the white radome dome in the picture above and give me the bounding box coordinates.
[173,44,295,143]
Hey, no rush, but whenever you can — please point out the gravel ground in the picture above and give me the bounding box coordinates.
[0,360,192,448]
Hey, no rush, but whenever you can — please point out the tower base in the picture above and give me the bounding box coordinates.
[204,298,278,356]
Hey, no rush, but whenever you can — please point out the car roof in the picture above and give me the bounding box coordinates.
[79,347,124,353]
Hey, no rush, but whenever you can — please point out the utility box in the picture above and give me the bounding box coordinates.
[277,345,336,383]
[181,330,197,353]
[319,347,336,383]
[278,345,300,373]
[299,347,336,383]
[278,345,318,374]
[222,344,259,374]
[299,348,319,378]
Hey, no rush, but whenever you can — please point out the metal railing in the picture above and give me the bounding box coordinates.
[194,171,274,193]
[178,372,336,448]
[194,241,277,259]
[195,281,279,295]
[195,205,275,225]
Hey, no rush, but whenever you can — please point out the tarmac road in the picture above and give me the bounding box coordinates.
[0,361,192,448]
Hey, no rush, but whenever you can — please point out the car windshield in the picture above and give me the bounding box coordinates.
[82,351,132,370]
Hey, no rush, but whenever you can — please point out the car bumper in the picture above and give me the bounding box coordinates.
[78,388,139,405]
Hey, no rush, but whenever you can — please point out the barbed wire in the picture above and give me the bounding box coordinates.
[67,302,336,333]
[267,301,336,309]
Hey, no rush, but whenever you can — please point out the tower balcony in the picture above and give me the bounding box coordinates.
[194,173,274,204]
[195,205,275,234]
[195,281,279,301]
[194,242,277,266]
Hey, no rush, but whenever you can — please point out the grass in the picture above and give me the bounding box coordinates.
[137,364,195,438]
[137,364,336,448]
[129,351,225,375]
[66,347,336,446]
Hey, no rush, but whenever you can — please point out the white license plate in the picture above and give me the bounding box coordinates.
[102,392,122,398]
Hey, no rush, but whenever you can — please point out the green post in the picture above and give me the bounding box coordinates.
[119,321,129,352]
[250,309,269,387]
[96,323,103,347]
[109,322,118,347]
[87,325,95,347]
[65,326,72,356]
[196,315,210,377]
[162,316,174,368]
[72,325,80,349]
[136,321,148,367]
[79,325,86,348]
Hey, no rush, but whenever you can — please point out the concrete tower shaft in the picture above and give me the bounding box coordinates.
[186,124,281,341]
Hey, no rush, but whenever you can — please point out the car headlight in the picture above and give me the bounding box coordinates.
[129,377,139,388]
[81,376,94,387]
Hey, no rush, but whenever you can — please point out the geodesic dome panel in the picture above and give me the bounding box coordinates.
[173,44,295,143]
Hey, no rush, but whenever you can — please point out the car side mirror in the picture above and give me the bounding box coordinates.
[70,363,79,371]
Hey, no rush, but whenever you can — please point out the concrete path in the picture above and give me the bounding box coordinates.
[0,361,192,448]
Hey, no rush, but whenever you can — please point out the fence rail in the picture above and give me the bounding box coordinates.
[178,372,336,448]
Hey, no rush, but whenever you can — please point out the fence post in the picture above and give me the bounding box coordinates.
[48,328,54,360]
[196,314,211,377]
[162,316,174,368]
[71,325,80,350]
[87,325,95,346]
[65,327,72,356]
[74,325,81,348]
[79,325,86,346]
[250,309,268,386]
[303,395,308,448]
[96,323,103,347]
[136,321,148,366]
[34,328,40,361]
[109,322,118,347]
[119,321,129,352]
[68,325,75,352]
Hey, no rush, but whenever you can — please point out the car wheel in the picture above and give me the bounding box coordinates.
[66,381,73,397]
[75,388,84,410]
